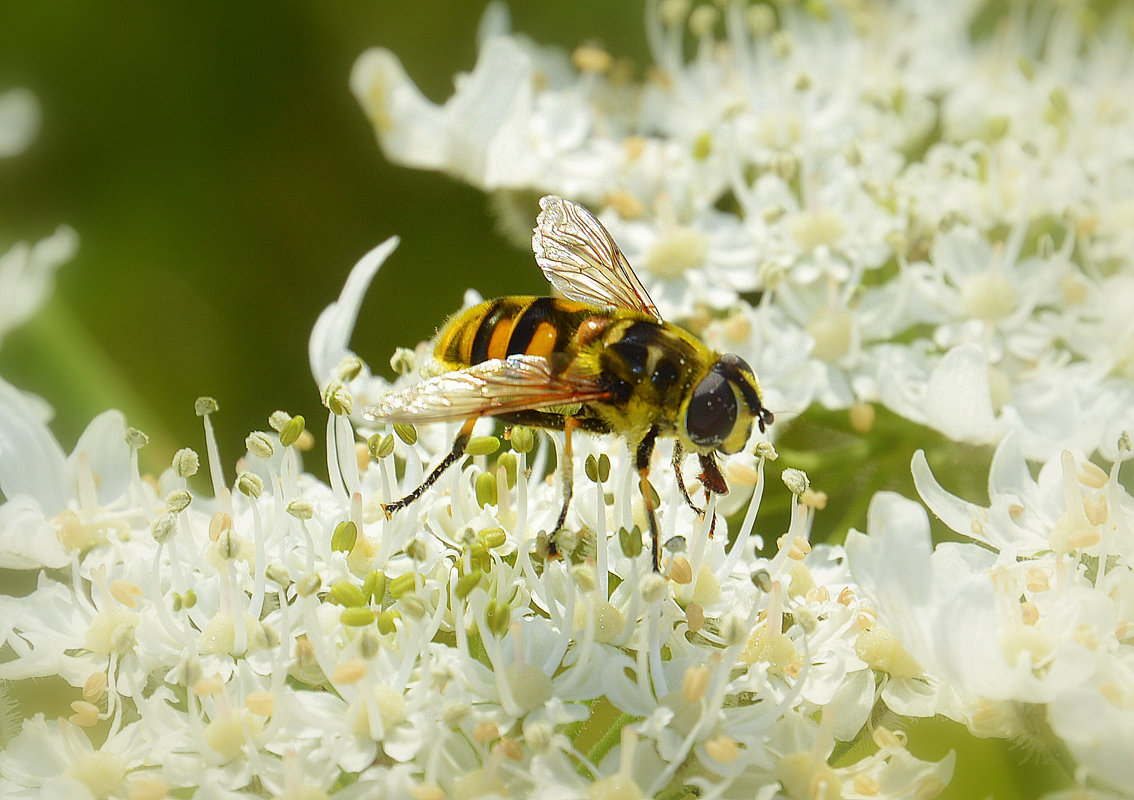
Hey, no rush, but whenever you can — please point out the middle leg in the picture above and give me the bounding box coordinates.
[636,426,661,571]
[548,416,580,560]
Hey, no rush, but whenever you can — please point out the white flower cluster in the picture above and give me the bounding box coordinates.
[0,242,955,799]
[351,0,1134,462]
[848,432,1134,798]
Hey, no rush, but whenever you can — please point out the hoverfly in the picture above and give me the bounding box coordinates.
[365,195,773,570]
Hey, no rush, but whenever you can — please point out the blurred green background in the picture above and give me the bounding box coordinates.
[0,3,1071,796]
[0,1,646,462]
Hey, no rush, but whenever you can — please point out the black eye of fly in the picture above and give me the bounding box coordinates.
[685,371,738,448]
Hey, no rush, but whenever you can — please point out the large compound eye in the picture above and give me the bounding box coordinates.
[685,371,738,448]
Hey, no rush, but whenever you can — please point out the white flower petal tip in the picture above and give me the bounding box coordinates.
[351,36,538,190]
[308,236,399,386]
[350,49,446,171]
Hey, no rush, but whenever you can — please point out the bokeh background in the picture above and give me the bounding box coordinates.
[0,1,645,463]
[0,3,1071,797]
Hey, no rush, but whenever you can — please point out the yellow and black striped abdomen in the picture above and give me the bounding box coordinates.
[434,296,604,368]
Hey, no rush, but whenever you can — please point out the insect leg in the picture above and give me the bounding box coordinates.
[382,417,477,517]
[671,440,706,518]
[548,416,580,559]
[636,426,660,571]
[697,452,727,539]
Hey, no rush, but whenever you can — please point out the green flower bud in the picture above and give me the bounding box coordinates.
[485,600,511,638]
[498,453,518,488]
[369,433,395,459]
[331,520,358,554]
[279,415,305,448]
[363,570,386,604]
[340,608,375,627]
[322,381,353,416]
[377,609,401,634]
[479,527,506,549]
[331,581,368,608]
[388,573,417,599]
[508,427,535,454]
[393,422,418,445]
[475,472,497,508]
[465,436,501,457]
[585,453,610,483]
[644,479,660,508]
[456,570,483,600]
[618,526,643,558]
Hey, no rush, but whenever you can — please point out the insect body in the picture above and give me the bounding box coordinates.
[366,195,773,569]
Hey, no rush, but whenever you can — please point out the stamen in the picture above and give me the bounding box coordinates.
[195,397,227,504]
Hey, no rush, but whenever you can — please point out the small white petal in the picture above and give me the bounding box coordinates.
[308,236,399,386]
[0,377,67,513]
[68,410,132,507]
[924,343,1000,444]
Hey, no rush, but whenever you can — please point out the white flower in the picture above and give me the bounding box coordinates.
[847,436,1134,796]
[0,378,135,569]
[0,716,144,800]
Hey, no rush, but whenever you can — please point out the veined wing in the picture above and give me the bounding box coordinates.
[364,355,612,424]
[532,195,663,322]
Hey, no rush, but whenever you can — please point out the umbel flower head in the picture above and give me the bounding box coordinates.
[352,0,1134,462]
[848,433,1134,797]
[0,240,954,798]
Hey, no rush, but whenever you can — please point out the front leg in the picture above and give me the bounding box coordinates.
[697,452,728,539]
[382,417,477,517]
[671,440,706,518]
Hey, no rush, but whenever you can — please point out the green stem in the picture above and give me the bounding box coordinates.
[583,711,637,775]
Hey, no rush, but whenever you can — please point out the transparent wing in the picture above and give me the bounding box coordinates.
[532,195,663,321]
[364,355,612,424]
